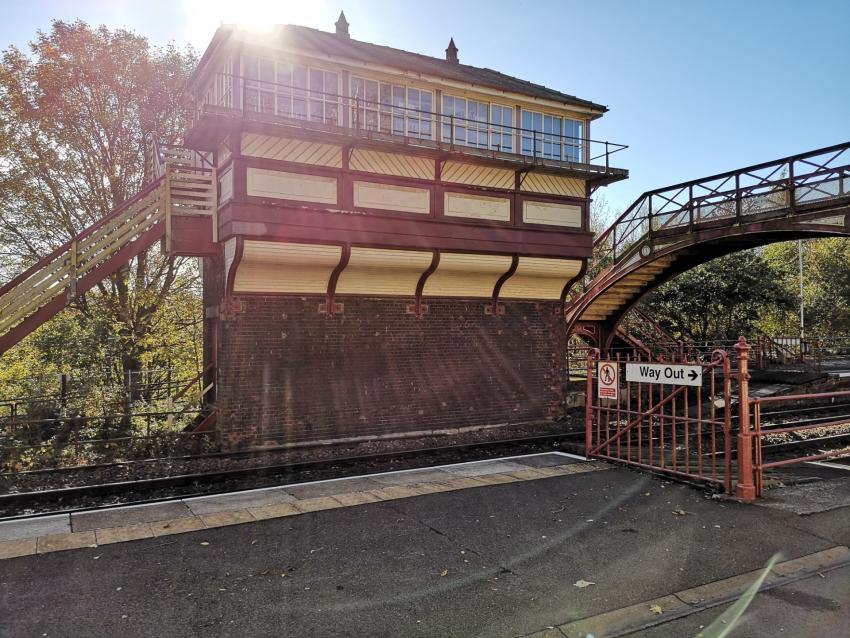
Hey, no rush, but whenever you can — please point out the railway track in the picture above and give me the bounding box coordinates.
[0,431,585,520]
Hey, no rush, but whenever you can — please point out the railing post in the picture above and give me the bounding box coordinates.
[788,159,796,213]
[450,115,455,149]
[585,348,599,459]
[735,173,742,220]
[67,240,78,302]
[164,168,172,254]
[605,141,609,170]
[734,336,756,502]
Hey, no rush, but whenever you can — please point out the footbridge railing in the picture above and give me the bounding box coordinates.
[591,141,850,275]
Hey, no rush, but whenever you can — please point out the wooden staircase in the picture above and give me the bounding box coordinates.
[0,145,215,355]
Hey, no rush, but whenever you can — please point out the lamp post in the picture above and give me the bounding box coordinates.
[798,239,805,355]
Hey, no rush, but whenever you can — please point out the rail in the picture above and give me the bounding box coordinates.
[589,140,850,279]
[750,389,850,495]
[195,72,628,170]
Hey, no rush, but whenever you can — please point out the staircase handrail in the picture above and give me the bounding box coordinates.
[0,175,165,299]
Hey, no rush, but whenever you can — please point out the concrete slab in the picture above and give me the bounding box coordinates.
[282,476,384,499]
[95,524,154,545]
[515,453,580,468]
[150,516,206,537]
[72,501,192,531]
[757,478,850,514]
[183,488,295,515]
[199,509,255,528]
[0,537,37,559]
[444,460,530,476]
[370,468,458,485]
[36,531,96,554]
[0,513,70,541]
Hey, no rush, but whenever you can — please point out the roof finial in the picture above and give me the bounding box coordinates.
[445,37,458,64]
[335,11,350,38]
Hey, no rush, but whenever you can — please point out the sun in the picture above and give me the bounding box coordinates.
[179,0,330,47]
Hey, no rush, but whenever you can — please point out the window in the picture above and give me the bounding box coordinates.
[242,56,339,124]
[351,77,433,139]
[521,109,584,162]
[443,96,513,152]
[490,104,513,152]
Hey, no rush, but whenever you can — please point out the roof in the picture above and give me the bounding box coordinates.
[194,24,608,115]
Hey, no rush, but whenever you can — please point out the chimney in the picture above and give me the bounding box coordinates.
[335,11,350,38]
[445,37,458,63]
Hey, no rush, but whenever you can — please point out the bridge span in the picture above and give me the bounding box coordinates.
[568,141,850,350]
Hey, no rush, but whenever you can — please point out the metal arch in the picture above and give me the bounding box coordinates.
[568,215,850,347]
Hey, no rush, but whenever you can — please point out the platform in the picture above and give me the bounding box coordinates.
[0,452,599,554]
[1,453,848,637]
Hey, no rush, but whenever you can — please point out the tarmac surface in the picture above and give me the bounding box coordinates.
[0,453,848,638]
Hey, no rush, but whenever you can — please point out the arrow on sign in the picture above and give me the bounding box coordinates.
[688,370,699,381]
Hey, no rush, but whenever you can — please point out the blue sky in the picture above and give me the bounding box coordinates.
[2,0,849,217]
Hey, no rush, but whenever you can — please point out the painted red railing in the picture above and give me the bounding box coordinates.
[750,390,850,497]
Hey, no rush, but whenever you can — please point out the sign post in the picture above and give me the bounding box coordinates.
[625,362,702,387]
[597,361,619,400]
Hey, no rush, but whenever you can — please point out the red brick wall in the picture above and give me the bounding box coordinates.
[214,296,567,447]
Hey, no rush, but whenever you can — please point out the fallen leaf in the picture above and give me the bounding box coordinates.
[251,540,258,545]
[649,604,663,615]
[93,555,101,560]
[440,569,449,577]
[200,542,210,546]
[672,509,687,516]
[573,579,595,588]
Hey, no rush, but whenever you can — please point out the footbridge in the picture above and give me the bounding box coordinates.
[568,141,850,349]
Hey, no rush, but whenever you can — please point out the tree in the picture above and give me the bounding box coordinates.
[0,21,199,386]
[760,238,850,337]
[640,250,795,342]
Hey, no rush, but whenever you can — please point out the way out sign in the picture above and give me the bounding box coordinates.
[597,362,619,400]
[625,362,703,387]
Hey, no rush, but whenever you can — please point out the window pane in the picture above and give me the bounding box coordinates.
[365,80,379,104]
[260,59,274,83]
[420,91,432,113]
[244,56,258,80]
[521,110,532,130]
[293,67,307,89]
[380,84,391,107]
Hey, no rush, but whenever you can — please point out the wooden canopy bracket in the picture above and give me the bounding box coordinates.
[485,255,518,316]
[319,244,350,315]
[406,250,439,318]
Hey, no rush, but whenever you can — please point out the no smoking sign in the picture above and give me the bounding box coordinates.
[597,362,619,400]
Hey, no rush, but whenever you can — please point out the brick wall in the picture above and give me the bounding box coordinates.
[214,296,567,448]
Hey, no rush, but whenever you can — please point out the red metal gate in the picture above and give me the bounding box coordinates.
[585,343,748,494]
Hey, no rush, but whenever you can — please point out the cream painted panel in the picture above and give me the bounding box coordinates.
[423,253,512,298]
[520,173,585,198]
[218,167,233,205]
[224,237,237,284]
[233,241,341,294]
[246,168,338,205]
[441,161,514,189]
[500,257,582,300]
[444,191,511,222]
[350,149,434,180]
[523,200,582,227]
[353,181,430,215]
[336,248,433,296]
[241,133,342,168]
